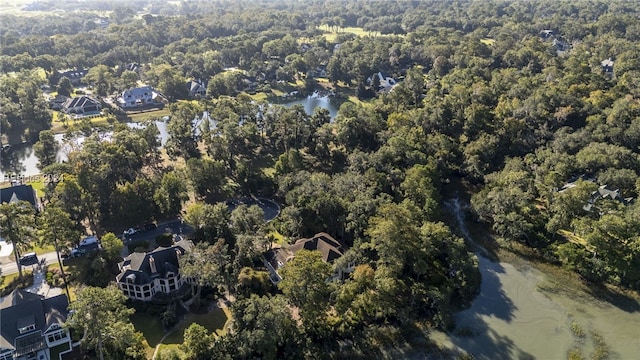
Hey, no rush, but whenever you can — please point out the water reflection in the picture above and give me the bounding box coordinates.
[282,93,338,120]
[1,95,337,178]
[0,120,169,178]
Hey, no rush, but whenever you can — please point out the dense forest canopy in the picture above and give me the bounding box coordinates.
[1,0,640,358]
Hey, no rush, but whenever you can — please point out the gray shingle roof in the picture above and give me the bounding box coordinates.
[116,240,193,285]
[0,290,69,352]
[0,185,37,208]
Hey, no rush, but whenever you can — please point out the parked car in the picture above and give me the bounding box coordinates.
[19,252,38,266]
[123,227,138,236]
[70,248,86,258]
[79,236,98,247]
[142,222,157,231]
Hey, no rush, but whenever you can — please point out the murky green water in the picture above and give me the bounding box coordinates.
[434,199,640,359]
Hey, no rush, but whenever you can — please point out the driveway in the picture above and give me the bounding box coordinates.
[121,219,193,256]
[0,240,13,257]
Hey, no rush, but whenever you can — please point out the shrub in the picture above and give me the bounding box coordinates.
[128,240,150,253]
[156,233,174,247]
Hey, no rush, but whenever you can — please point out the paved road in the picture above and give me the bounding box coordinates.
[121,219,193,256]
[0,251,61,276]
[0,219,192,275]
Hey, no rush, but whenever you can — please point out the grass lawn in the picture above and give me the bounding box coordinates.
[50,113,114,133]
[156,344,185,358]
[126,108,171,122]
[162,307,231,345]
[268,230,287,245]
[480,38,496,45]
[1,271,21,289]
[559,230,595,252]
[131,312,164,358]
[318,25,378,41]
[0,270,32,293]
[244,91,269,102]
[31,243,55,255]
[271,88,286,97]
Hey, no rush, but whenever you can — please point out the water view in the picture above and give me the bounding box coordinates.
[0,94,338,179]
[282,92,339,120]
[433,198,640,359]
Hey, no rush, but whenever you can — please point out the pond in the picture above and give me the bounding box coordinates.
[282,92,339,120]
[431,198,640,359]
[0,120,169,179]
[0,94,338,179]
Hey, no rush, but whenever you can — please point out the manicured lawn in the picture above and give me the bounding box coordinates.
[126,108,171,122]
[131,312,164,359]
[50,113,114,133]
[0,271,21,289]
[318,25,380,41]
[244,91,269,101]
[162,307,231,344]
[132,306,230,359]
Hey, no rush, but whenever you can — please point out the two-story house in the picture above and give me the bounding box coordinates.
[116,240,194,302]
[0,290,72,360]
[264,232,354,284]
[61,96,101,116]
[117,86,157,109]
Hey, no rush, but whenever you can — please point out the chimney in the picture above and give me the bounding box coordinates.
[149,255,157,274]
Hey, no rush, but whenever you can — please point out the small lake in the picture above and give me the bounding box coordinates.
[432,198,640,359]
[282,93,339,120]
[0,94,338,178]
[0,121,169,179]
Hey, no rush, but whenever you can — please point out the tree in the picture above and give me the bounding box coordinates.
[186,158,226,200]
[67,285,143,360]
[230,204,265,236]
[400,161,440,219]
[145,64,188,100]
[181,323,213,360]
[84,65,115,97]
[37,206,79,298]
[166,102,201,160]
[279,250,333,337]
[57,76,73,97]
[0,201,36,279]
[100,232,124,261]
[178,240,231,299]
[154,171,188,216]
[184,202,232,243]
[33,129,59,170]
[230,295,302,359]
[120,70,139,90]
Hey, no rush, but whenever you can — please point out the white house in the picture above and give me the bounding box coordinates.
[117,85,157,109]
[367,72,398,93]
[0,290,71,360]
[116,240,194,302]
